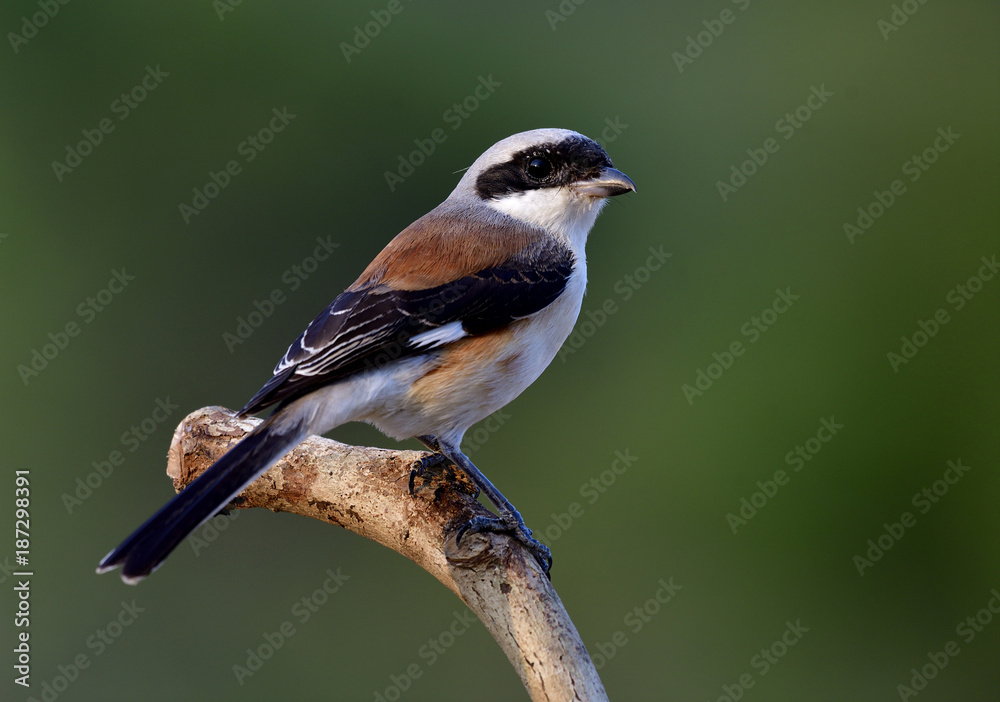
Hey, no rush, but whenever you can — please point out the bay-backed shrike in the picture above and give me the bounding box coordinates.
[98,128,635,583]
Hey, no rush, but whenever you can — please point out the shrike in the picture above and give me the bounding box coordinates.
[98,128,635,583]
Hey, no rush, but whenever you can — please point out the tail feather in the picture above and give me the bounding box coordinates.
[97,413,306,584]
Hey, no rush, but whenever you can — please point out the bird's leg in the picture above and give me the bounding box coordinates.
[409,435,449,495]
[416,435,441,453]
[436,440,552,575]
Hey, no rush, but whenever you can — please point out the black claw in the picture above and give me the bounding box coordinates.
[409,452,448,495]
[418,441,552,575]
[535,547,553,576]
[454,514,552,575]
[455,515,500,545]
[523,535,552,576]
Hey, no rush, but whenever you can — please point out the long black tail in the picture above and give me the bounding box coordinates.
[97,413,306,584]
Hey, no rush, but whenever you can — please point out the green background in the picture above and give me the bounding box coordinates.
[2,1,998,700]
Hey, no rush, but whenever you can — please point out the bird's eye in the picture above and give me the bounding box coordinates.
[526,157,552,179]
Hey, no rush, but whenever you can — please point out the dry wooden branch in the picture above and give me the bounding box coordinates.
[166,407,608,702]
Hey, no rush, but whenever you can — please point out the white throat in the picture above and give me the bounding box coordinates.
[486,187,607,253]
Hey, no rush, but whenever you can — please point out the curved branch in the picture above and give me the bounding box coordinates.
[166,407,608,702]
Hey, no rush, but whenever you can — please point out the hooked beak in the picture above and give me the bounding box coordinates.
[575,167,637,198]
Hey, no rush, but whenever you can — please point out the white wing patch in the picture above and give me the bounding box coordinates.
[409,320,468,349]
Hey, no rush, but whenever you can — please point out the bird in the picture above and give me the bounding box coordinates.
[97,127,635,584]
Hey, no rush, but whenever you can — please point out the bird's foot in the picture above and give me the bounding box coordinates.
[456,514,552,576]
[409,452,449,495]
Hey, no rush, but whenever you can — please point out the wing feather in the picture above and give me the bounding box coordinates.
[238,222,573,416]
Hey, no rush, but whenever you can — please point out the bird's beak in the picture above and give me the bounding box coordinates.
[575,167,637,198]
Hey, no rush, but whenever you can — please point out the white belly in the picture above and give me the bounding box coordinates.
[354,262,587,444]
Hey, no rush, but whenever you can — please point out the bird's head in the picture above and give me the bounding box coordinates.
[450,128,636,248]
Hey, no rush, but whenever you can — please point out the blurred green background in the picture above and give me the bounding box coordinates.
[2,1,998,700]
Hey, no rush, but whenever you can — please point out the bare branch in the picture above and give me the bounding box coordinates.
[166,407,608,702]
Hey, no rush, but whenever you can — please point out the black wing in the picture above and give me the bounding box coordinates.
[238,240,574,415]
